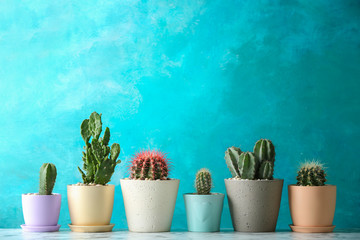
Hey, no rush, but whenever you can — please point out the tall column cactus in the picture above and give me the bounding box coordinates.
[253,139,275,180]
[39,163,57,195]
[78,112,121,185]
[195,168,212,194]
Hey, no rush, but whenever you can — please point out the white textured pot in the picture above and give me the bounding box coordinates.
[120,179,179,232]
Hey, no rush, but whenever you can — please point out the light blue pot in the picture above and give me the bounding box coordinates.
[183,193,224,232]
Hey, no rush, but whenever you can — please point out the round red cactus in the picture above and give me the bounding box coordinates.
[130,150,169,180]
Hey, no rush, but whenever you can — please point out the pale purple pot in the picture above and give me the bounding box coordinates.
[22,194,61,226]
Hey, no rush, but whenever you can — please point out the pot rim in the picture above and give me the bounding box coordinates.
[288,184,336,188]
[120,178,180,182]
[22,193,61,197]
[224,178,284,182]
[67,184,115,187]
[183,192,224,196]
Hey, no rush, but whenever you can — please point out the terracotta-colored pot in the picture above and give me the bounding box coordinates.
[67,185,114,226]
[288,185,336,227]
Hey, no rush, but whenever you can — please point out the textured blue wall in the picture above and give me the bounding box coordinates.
[0,0,359,229]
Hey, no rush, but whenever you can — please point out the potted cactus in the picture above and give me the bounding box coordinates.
[224,139,283,232]
[120,150,179,232]
[183,168,224,232]
[21,163,61,232]
[67,112,121,233]
[288,161,336,233]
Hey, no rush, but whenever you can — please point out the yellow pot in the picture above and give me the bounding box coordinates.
[67,185,115,226]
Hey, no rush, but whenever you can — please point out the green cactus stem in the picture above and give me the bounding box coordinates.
[253,139,275,163]
[224,139,277,180]
[258,160,274,180]
[296,161,327,186]
[224,146,242,177]
[78,112,121,185]
[195,168,212,194]
[238,152,258,179]
[39,163,57,195]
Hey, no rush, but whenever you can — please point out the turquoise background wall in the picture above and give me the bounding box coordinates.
[0,0,359,229]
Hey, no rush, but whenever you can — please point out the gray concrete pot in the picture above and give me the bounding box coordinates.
[224,178,283,232]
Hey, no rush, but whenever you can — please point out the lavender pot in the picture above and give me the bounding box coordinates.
[22,194,61,226]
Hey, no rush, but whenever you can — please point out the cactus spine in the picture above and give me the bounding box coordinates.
[224,139,276,180]
[39,163,57,195]
[296,161,327,186]
[130,150,169,180]
[195,168,212,194]
[78,112,121,185]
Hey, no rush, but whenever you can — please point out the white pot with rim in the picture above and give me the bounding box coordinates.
[120,179,179,232]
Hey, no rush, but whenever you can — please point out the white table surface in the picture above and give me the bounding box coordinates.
[1,228,359,240]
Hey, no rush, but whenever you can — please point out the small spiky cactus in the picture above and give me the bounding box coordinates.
[224,139,276,180]
[78,112,121,185]
[130,150,169,180]
[39,163,57,195]
[296,161,327,186]
[195,168,212,194]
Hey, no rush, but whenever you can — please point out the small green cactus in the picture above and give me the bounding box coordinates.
[225,146,242,177]
[78,112,121,185]
[224,139,276,180]
[253,139,275,163]
[39,163,57,195]
[258,160,274,180]
[195,168,212,194]
[296,161,327,186]
[238,152,258,179]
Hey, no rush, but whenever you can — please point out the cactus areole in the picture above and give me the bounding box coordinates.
[129,150,169,180]
[78,112,121,185]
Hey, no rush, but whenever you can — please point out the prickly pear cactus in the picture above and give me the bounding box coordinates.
[296,161,327,186]
[238,152,258,179]
[78,112,121,185]
[224,139,276,180]
[130,150,169,180]
[253,139,275,163]
[39,163,57,195]
[195,168,212,194]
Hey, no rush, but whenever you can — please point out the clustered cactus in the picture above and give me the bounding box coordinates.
[195,168,212,194]
[225,139,275,180]
[296,161,327,186]
[39,163,57,195]
[78,112,121,185]
[130,150,169,180]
